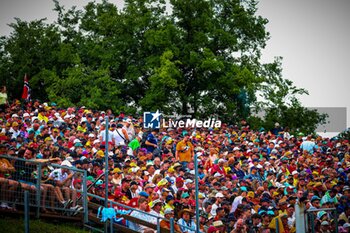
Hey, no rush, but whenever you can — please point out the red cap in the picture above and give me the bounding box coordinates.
[114,190,124,198]
[73,179,82,186]
[176,177,184,183]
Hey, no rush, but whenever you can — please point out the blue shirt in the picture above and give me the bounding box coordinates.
[146,133,158,152]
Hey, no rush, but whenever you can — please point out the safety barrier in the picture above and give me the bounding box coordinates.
[305,207,338,233]
[0,154,195,233]
[85,192,195,233]
[0,154,88,221]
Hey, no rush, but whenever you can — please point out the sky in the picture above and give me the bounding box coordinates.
[0,0,349,135]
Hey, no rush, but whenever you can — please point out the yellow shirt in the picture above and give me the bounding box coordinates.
[176,140,193,162]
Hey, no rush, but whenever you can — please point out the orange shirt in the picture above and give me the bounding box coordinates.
[176,140,194,162]
[160,220,182,233]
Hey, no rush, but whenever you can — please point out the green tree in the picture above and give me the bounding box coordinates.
[248,57,327,134]
[0,18,61,100]
[0,0,326,133]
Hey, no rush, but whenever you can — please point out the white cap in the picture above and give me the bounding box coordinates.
[218,158,226,163]
[12,114,19,118]
[54,112,60,117]
[23,113,30,117]
[292,170,298,175]
[233,147,240,151]
[215,192,224,198]
[93,139,100,144]
[185,179,193,184]
[88,133,95,138]
[73,139,81,144]
[125,118,132,123]
[61,160,73,167]
[131,167,140,173]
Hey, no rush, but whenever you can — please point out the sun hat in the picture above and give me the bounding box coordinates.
[178,208,194,218]
[151,199,163,208]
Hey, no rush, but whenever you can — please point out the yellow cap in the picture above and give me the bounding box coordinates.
[247,191,254,198]
[157,179,168,187]
[44,137,53,142]
[168,167,175,173]
[96,150,104,158]
[112,168,122,173]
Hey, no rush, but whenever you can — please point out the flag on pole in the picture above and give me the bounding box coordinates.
[21,73,31,101]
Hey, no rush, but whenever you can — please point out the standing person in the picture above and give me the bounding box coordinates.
[124,118,135,141]
[300,135,316,154]
[98,123,113,144]
[175,133,194,168]
[128,133,142,156]
[145,129,159,153]
[0,86,8,112]
[113,123,129,146]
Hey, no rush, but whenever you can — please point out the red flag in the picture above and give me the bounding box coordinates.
[21,73,31,100]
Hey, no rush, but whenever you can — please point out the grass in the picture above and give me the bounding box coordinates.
[0,217,91,233]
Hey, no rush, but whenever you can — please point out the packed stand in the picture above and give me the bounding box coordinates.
[0,98,350,233]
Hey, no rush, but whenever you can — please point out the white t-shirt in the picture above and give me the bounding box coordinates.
[49,168,68,182]
[113,129,126,146]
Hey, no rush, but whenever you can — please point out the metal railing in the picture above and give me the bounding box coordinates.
[0,154,88,221]
[0,154,196,233]
[85,192,196,233]
[305,207,338,233]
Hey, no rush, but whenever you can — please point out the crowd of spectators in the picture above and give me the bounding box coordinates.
[1,97,350,233]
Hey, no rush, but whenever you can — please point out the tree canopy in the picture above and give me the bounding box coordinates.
[0,0,326,133]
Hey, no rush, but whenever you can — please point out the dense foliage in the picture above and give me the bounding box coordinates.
[0,0,326,133]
